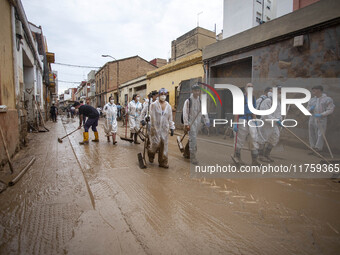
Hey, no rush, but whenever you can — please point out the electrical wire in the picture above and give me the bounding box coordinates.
[58,80,84,84]
[52,62,100,69]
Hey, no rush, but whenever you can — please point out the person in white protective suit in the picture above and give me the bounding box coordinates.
[257,86,282,162]
[182,83,210,165]
[139,91,158,151]
[233,83,260,165]
[103,96,118,144]
[128,94,143,144]
[139,90,158,127]
[148,88,175,168]
[256,87,272,111]
[307,85,335,152]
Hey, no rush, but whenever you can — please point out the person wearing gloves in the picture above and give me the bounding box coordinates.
[307,85,335,152]
[182,83,210,165]
[103,96,118,144]
[233,83,259,165]
[128,94,143,144]
[257,86,282,162]
[74,101,100,145]
[148,88,175,168]
[139,90,158,127]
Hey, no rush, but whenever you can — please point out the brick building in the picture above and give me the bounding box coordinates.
[95,56,156,107]
[293,0,320,10]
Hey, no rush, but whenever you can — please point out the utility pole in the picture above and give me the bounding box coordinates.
[197,11,203,27]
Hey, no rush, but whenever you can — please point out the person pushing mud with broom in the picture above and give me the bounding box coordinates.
[74,101,100,145]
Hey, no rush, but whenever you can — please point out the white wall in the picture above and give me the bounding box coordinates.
[276,0,293,17]
[223,0,286,39]
[223,0,254,39]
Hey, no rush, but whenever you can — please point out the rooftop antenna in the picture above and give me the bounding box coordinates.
[197,11,203,27]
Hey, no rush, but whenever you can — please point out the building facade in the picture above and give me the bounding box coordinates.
[171,27,216,62]
[204,0,340,150]
[120,75,148,106]
[0,0,55,167]
[95,56,157,107]
[87,70,96,107]
[223,0,297,39]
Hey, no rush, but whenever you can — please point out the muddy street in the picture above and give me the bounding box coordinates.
[0,117,339,255]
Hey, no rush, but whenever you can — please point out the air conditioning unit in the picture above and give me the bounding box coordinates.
[15,20,23,39]
[293,35,304,47]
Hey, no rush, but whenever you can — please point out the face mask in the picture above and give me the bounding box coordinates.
[159,95,166,102]
[267,92,273,97]
[110,100,114,104]
[136,97,140,101]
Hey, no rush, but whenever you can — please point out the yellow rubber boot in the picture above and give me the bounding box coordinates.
[79,132,89,145]
[92,131,99,142]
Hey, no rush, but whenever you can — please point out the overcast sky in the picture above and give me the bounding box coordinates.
[21,0,223,94]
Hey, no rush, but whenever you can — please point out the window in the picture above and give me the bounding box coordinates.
[256,12,262,23]
[267,0,271,9]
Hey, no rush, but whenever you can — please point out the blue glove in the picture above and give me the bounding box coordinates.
[233,124,238,132]
[314,113,322,118]
[206,122,210,128]
[276,120,283,127]
[310,105,316,111]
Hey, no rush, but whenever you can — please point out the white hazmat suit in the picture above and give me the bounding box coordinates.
[258,92,281,147]
[148,100,175,167]
[103,102,118,134]
[307,93,335,151]
[128,100,142,134]
[182,94,209,159]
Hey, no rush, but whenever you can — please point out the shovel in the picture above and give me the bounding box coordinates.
[281,125,333,164]
[0,126,14,173]
[121,103,134,143]
[134,126,145,142]
[177,132,187,153]
[177,111,201,153]
[138,99,151,169]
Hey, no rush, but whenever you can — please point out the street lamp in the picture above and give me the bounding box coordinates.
[101,54,116,61]
[101,54,119,104]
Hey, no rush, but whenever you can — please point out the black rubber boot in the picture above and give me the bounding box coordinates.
[251,151,260,166]
[134,133,140,144]
[235,149,245,165]
[263,144,274,162]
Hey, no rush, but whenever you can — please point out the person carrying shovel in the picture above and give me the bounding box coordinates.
[73,101,100,145]
[307,85,335,153]
[148,88,175,168]
[182,83,210,165]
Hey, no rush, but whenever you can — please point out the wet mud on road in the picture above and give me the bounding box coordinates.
[0,116,339,254]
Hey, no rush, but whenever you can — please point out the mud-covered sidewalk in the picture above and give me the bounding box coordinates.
[0,116,339,254]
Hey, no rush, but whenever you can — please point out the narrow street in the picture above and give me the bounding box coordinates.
[0,116,339,254]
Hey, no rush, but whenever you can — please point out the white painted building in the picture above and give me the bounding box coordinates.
[223,0,293,39]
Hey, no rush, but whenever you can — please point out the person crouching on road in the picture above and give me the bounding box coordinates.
[233,83,260,165]
[307,85,335,152]
[128,94,143,144]
[103,96,118,145]
[148,88,175,168]
[74,101,100,145]
[183,83,210,165]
